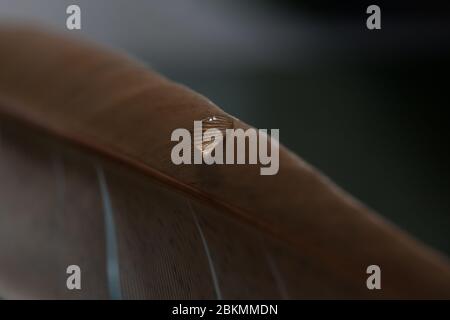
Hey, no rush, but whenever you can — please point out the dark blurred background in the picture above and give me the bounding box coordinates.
[1,0,449,254]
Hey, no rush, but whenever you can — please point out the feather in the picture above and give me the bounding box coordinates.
[0,26,449,299]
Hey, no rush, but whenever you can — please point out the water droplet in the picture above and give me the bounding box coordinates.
[194,115,233,154]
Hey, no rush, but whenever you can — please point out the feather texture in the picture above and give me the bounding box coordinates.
[0,25,449,299]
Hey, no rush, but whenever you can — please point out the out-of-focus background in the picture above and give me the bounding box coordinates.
[1,0,449,255]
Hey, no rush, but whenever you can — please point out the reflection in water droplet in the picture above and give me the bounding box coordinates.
[194,115,233,154]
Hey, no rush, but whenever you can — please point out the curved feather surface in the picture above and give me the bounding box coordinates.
[0,26,449,299]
